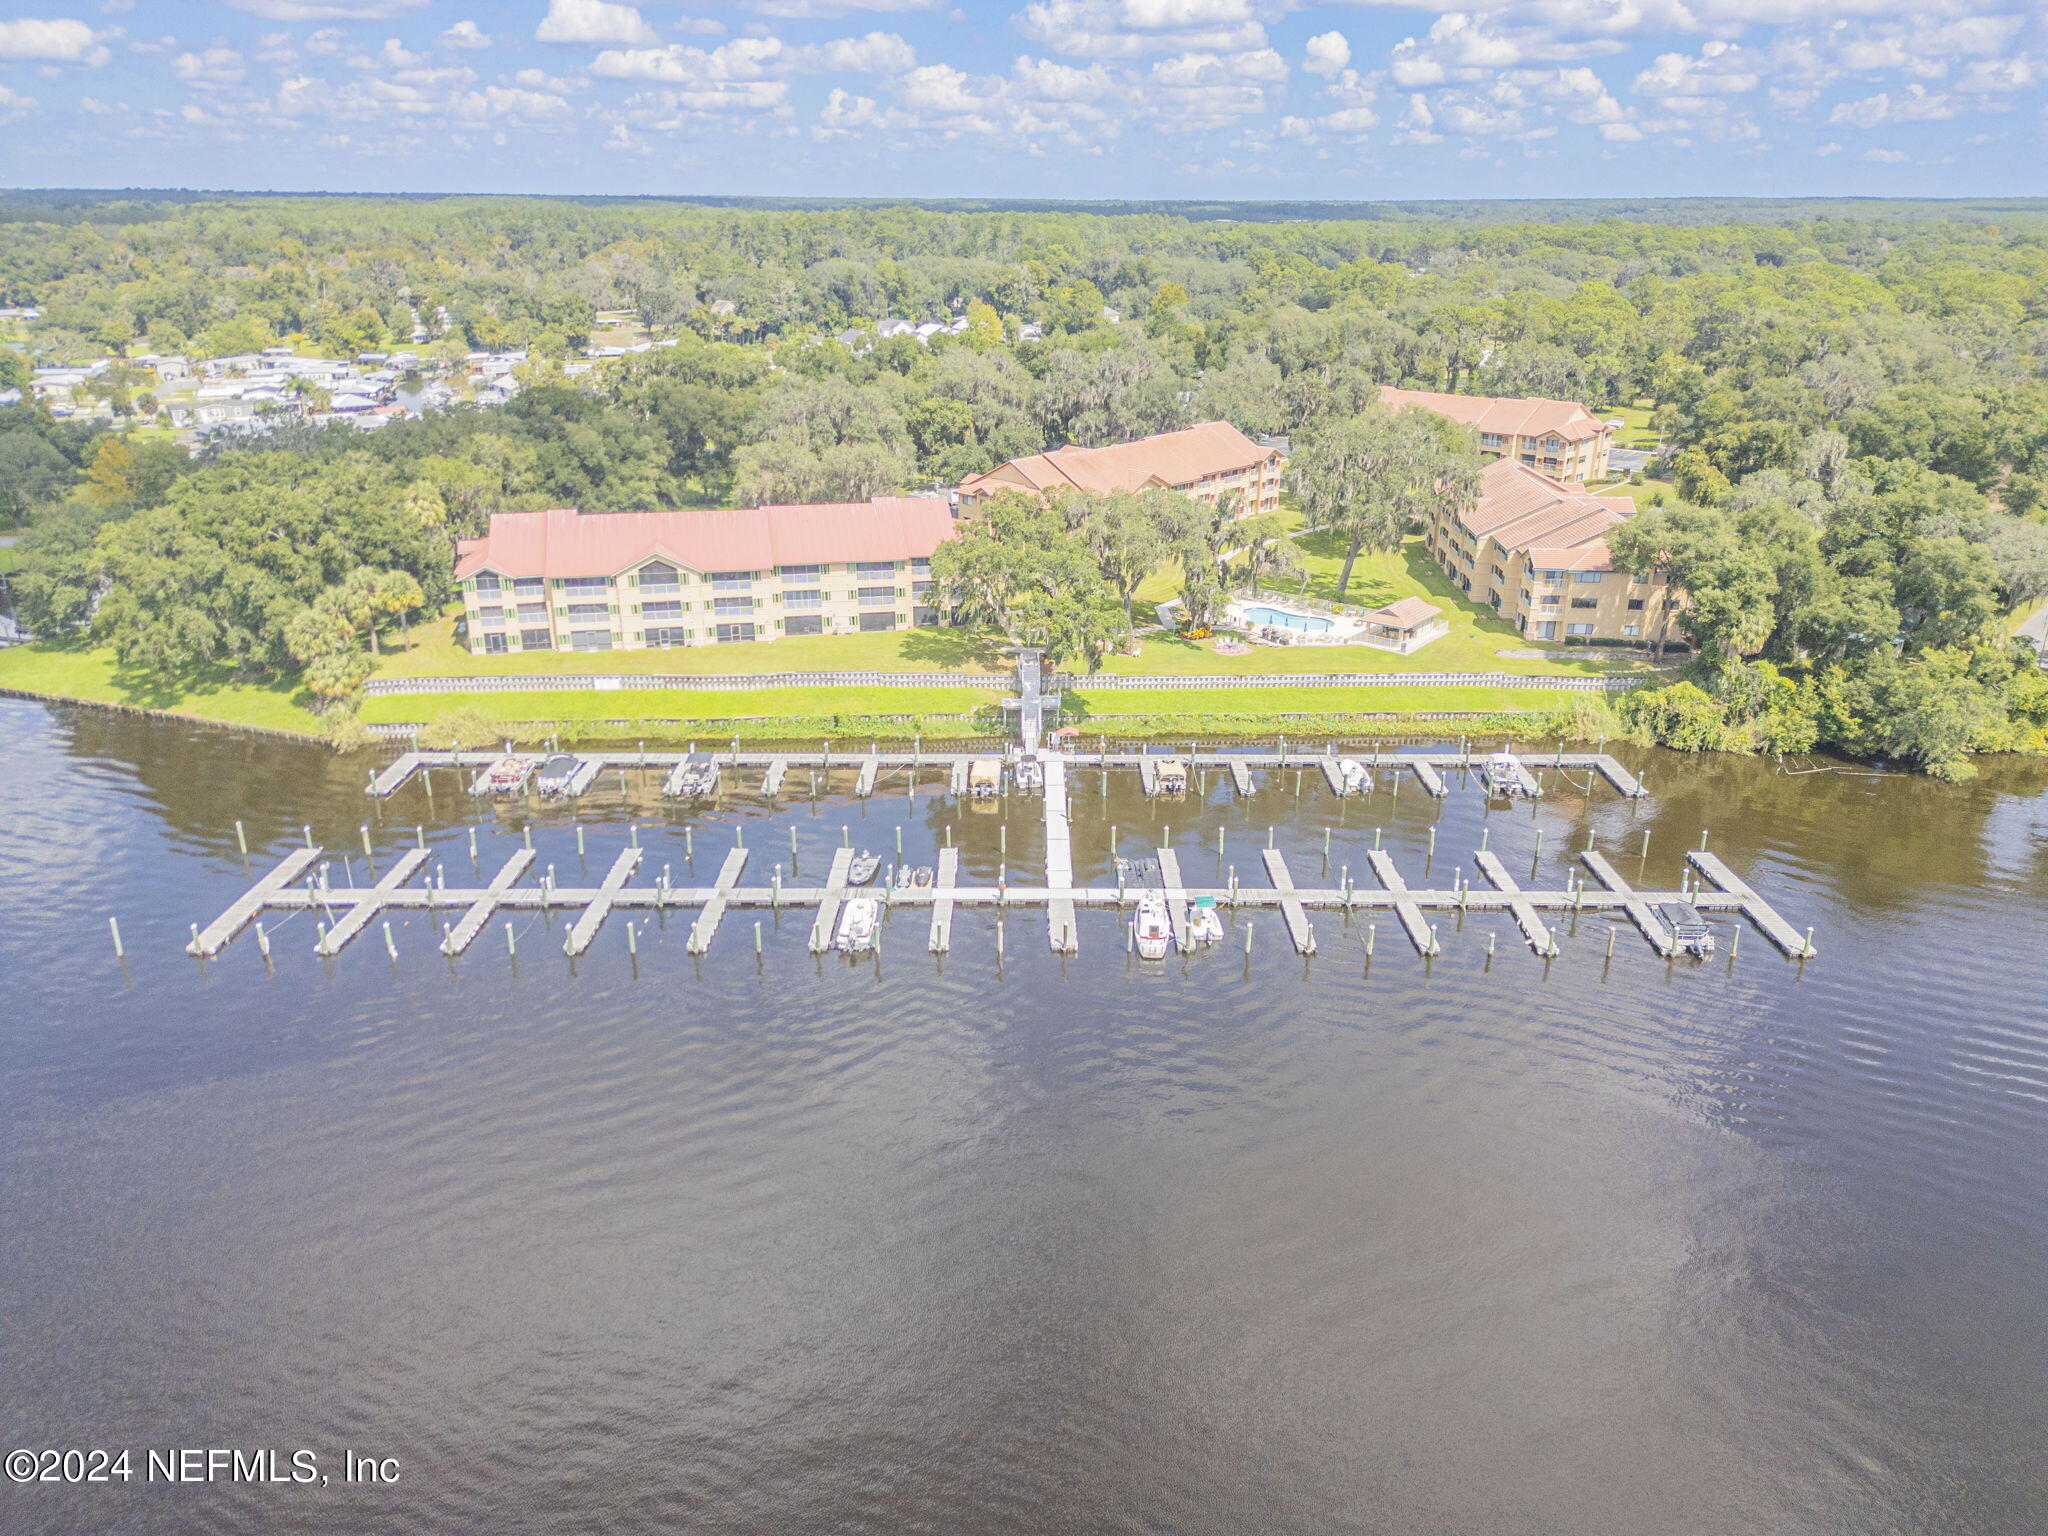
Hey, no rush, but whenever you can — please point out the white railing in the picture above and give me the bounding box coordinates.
[365,671,994,696]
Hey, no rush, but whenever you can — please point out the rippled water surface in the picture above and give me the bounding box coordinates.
[5,697,2048,1535]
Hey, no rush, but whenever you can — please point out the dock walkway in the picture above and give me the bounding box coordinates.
[564,848,642,957]
[441,848,537,954]
[316,848,431,956]
[1229,759,1253,797]
[1157,847,1191,953]
[189,845,324,956]
[1579,850,1674,957]
[1367,850,1439,956]
[1689,851,1813,956]
[1261,849,1316,954]
[929,848,959,953]
[809,847,856,954]
[1473,850,1557,956]
[688,848,749,954]
[1042,755,1077,953]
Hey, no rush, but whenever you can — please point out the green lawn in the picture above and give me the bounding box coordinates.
[1066,683,1600,718]
[0,641,323,733]
[1602,476,1679,510]
[373,611,1012,678]
[1604,399,1663,450]
[1108,536,1654,679]
[358,684,1003,727]
[0,546,20,574]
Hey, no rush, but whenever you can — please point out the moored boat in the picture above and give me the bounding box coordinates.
[1187,895,1224,946]
[835,896,879,953]
[1134,895,1171,959]
[848,851,881,885]
[469,754,538,796]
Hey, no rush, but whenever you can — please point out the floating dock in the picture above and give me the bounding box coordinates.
[1156,847,1191,954]
[1229,759,1254,797]
[1472,850,1558,957]
[929,848,959,953]
[440,848,536,954]
[809,847,856,955]
[1260,849,1315,955]
[688,848,748,954]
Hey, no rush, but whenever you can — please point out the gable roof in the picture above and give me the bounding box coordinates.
[1363,596,1443,630]
[1378,386,1616,445]
[959,420,1280,498]
[454,497,956,580]
[1458,459,1635,573]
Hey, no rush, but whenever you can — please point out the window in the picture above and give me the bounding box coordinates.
[1566,623,1594,636]
[476,607,505,627]
[783,615,824,636]
[643,626,689,645]
[913,607,940,627]
[713,596,754,616]
[1541,569,1566,584]
[1570,597,1598,610]
[859,612,897,632]
[1540,595,1560,609]
[858,586,895,606]
[638,560,681,595]
[711,571,753,590]
[782,590,823,610]
[517,604,548,626]
[715,622,757,643]
[482,633,508,654]
[514,577,545,598]
[563,576,610,597]
[1536,621,1557,640]
[1622,624,1641,638]
[1626,598,1645,611]
[909,557,930,575]
[913,581,934,599]
[520,628,552,651]
[1574,571,1602,583]
[855,561,897,579]
[566,603,608,622]
[473,573,501,594]
[1479,432,1503,448]
[568,630,612,652]
[1665,599,1682,610]
[778,563,824,582]
[1490,564,1506,581]
[640,601,683,620]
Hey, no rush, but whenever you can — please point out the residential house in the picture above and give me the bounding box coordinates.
[1378,386,1622,483]
[955,420,1285,516]
[452,497,957,656]
[1424,458,1684,646]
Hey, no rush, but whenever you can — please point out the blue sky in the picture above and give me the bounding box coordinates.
[0,0,2043,198]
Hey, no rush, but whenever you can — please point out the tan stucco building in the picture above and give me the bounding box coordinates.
[956,420,1284,516]
[1379,387,1621,483]
[1425,459,1684,646]
[452,498,956,655]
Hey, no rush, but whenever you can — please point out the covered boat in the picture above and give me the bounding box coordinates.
[835,896,879,953]
[1481,750,1527,797]
[968,759,1003,799]
[534,752,582,797]
[1187,895,1224,946]
[1134,895,1172,959]
[1654,901,1716,958]
[1155,758,1189,794]
[848,852,881,886]
[1013,756,1044,791]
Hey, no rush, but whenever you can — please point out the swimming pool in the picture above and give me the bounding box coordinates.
[1239,604,1334,632]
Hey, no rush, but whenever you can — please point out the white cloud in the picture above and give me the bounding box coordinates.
[592,35,784,82]
[0,18,109,65]
[1827,82,1962,126]
[304,28,347,54]
[1863,145,1908,161]
[1015,0,1265,60]
[514,67,586,91]
[213,0,427,19]
[1010,54,1115,99]
[0,83,35,119]
[1302,30,1349,79]
[536,0,660,48]
[750,0,938,16]
[173,45,246,85]
[788,30,918,72]
[439,20,491,50]
[1633,40,1758,98]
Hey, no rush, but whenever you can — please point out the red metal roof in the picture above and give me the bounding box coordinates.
[958,420,1279,499]
[1378,386,1616,445]
[453,497,957,579]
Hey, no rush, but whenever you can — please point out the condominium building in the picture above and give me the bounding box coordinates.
[452,498,956,656]
[1378,386,1621,483]
[956,420,1285,516]
[1425,459,1685,646]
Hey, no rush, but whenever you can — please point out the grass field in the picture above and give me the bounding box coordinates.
[373,611,1011,678]
[1065,683,1599,718]
[0,641,322,733]
[1108,536,1656,678]
[357,684,1003,728]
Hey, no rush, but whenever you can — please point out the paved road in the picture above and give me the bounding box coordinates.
[2018,602,2048,659]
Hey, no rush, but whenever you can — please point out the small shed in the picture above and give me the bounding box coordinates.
[1359,596,1448,654]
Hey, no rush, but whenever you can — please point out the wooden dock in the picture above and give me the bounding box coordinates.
[1367,849,1439,956]
[929,848,959,953]
[949,760,968,796]
[688,848,749,954]
[661,757,695,797]
[1473,850,1558,957]
[1228,759,1254,797]
[366,754,422,798]
[1138,758,1160,796]
[1501,754,1543,797]
[1261,849,1316,955]
[316,848,432,956]
[761,758,787,795]
[563,847,642,957]
[1042,755,1077,953]
[1157,847,1191,954]
[1318,758,1346,797]
[1689,850,1813,956]
[855,755,879,798]
[440,848,537,954]
[1579,850,1675,957]
[188,845,324,955]
[1412,760,1448,797]
[808,847,855,954]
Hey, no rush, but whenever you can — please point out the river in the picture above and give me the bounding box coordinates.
[4,696,2047,1534]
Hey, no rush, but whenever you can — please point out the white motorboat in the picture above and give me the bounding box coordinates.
[835,896,879,953]
[1481,751,1527,797]
[1338,759,1372,795]
[1133,895,1172,959]
[1186,896,1224,946]
[469,754,538,796]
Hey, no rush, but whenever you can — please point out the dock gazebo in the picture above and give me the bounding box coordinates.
[1358,597,1448,655]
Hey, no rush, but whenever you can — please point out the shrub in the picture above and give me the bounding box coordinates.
[418,705,504,750]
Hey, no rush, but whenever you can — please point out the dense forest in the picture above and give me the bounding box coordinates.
[5,195,2048,774]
